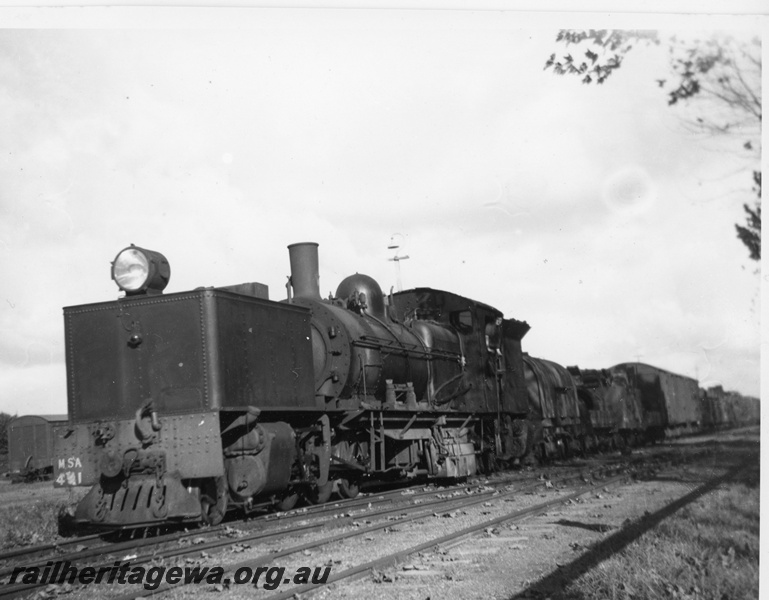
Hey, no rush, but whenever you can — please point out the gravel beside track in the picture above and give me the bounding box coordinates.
[0,427,757,600]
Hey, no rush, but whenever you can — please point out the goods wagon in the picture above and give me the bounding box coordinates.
[611,363,701,438]
[568,366,644,451]
[522,355,581,458]
[7,415,67,482]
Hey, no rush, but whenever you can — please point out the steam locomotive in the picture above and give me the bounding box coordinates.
[51,242,757,530]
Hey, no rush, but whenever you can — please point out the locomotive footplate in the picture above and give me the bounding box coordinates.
[73,473,202,527]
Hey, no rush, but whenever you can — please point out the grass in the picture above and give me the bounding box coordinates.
[0,497,69,549]
[0,479,86,550]
[559,460,760,600]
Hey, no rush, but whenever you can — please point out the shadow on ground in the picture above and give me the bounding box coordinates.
[509,452,758,600]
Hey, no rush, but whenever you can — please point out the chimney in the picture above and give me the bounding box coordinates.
[288,242,321,300]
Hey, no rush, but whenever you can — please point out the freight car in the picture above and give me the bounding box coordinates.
[55,242,578,529]
[522,355,581,459]
[702,386,760,429]
[567,367,645,451]
[6,414,67,482]
[701,386,735,429]
[610,363,701,439]
[730,393,760,426]
[570,366,758,448]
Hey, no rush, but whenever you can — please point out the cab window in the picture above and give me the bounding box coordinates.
[450,309,473,333]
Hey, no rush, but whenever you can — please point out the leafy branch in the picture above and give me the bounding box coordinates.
[545,30,761,261]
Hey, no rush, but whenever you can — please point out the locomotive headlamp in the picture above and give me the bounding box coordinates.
[111,245,170,295]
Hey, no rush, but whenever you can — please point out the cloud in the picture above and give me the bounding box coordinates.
[0,363,66,416]
[0,17,761,417]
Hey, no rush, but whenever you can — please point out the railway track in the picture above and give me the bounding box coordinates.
[2,453,615,574]
[108,462,637,600]
[0,469,547,594]
[0,434,737,599]
[0,469,531,576]
[267,460,751,600]
[0,453,629,567]
[0,457,644,599]
[0,461,629,599]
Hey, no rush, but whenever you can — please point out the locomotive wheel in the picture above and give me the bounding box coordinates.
[305,481,333,505]
[275,489,300,511]
[200,477,228,526]
[338,478,360,499]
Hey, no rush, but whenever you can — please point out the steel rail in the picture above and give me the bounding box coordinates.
[0,477,502,597]
[0,524,231,581]
[0,532,106,563]
[0,519,326,599]
[0,461,633,598]
[0,442,693,598]
[0,474,497,582]
[0,446,666,592]
[265,457,747,600]
[266,472,632,600]
[105,464,628,600]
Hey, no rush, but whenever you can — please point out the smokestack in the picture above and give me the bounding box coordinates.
[288,242,321,300]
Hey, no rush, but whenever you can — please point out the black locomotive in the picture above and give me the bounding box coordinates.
[52,242,758,529]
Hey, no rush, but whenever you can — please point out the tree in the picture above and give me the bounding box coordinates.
[736,171,761,261]
[545,30,761,261]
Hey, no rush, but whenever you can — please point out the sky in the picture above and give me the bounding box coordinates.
[0,5,764,416]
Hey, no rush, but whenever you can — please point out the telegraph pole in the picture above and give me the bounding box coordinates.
[387,234,410,292]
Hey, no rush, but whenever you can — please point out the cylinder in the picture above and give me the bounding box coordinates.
[288,242,321,300]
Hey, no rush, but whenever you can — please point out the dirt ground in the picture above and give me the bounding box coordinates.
[312,428,759,600]
[0,477,78,511]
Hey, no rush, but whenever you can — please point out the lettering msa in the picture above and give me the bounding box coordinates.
[59,457,83,469]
